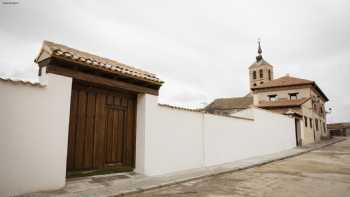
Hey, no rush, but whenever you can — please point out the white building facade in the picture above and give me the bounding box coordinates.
[249,41,329,145]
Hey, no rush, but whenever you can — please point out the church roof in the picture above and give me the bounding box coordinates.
[252,75,329,101]
[205,95,253,111]
[249,58,273,69]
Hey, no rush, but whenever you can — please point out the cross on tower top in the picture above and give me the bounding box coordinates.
[256,38,263,61]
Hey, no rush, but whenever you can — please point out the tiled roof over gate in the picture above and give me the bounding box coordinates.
[35,41,163,85]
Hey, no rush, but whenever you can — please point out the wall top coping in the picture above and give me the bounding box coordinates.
[0,76,46,88]
[158,103,254,121]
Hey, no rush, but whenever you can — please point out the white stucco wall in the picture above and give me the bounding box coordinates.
[136,94,296,176]
[203,114,255,166]
[0,73,72,197]
[135,94,204,175]
[205,108,296,166]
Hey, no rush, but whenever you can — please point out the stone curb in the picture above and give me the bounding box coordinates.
[111,138,345,197]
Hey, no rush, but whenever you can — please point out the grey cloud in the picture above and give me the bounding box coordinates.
[0,0,349,122]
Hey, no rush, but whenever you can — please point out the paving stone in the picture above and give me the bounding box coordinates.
[19,138,345,197]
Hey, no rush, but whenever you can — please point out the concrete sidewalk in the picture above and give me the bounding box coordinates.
[22,137,345,197]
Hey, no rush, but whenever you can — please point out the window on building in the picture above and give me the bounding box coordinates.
[259,69,263,78]
[268,70,271,80]
[315,119,319,131]
[289,93,299,100]
[304,116,308,127]
[268,94,277,101]
[253,83,257,86]
[260,81,264,84]
[323,122,326,133]
[253,71,257,79]
[309,118,313,128]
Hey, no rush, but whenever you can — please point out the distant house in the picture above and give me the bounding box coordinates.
[252,74,329,145]
[205,41,329,145]
[327,122,350,136]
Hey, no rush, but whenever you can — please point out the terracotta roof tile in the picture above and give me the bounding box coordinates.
[252,75,313,89]
[35,41,163,85]
[205,95,253,111]
[252,74,329,101]
[0,77,45,87]
[257,97,310,108]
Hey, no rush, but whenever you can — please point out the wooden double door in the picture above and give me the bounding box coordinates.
[67,81,136,175]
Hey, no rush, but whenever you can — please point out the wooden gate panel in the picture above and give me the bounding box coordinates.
[84,91,97,169]
[126,98,136,166]
[115,110,124,163]
[104,94,128,166]
[105,108,114,164]
[93,93,106,169]
[75,90,87,169]
[67,82,136,173]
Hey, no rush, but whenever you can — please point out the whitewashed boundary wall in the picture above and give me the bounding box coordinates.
[0,80,295,196]
[0,74,72,197]
[135,94,296,176]
[135,94,204,175]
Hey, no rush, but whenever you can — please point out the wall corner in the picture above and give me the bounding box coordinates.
[39,66,48,85]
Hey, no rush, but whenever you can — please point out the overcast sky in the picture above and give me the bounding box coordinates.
[1,0,349,122]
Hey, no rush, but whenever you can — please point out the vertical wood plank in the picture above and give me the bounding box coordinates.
[74,89,87,169]
[111,109,118,162]
[93,93,106,169]
[67,88,78,170]
[105,108,114,164]
[126,98,136,166]
[117,110,124,163]
[83,91,96,169]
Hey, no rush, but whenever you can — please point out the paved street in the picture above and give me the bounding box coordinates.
[128,138,350,197]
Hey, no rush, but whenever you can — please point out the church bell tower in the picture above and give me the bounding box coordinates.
[249,39,274,89]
